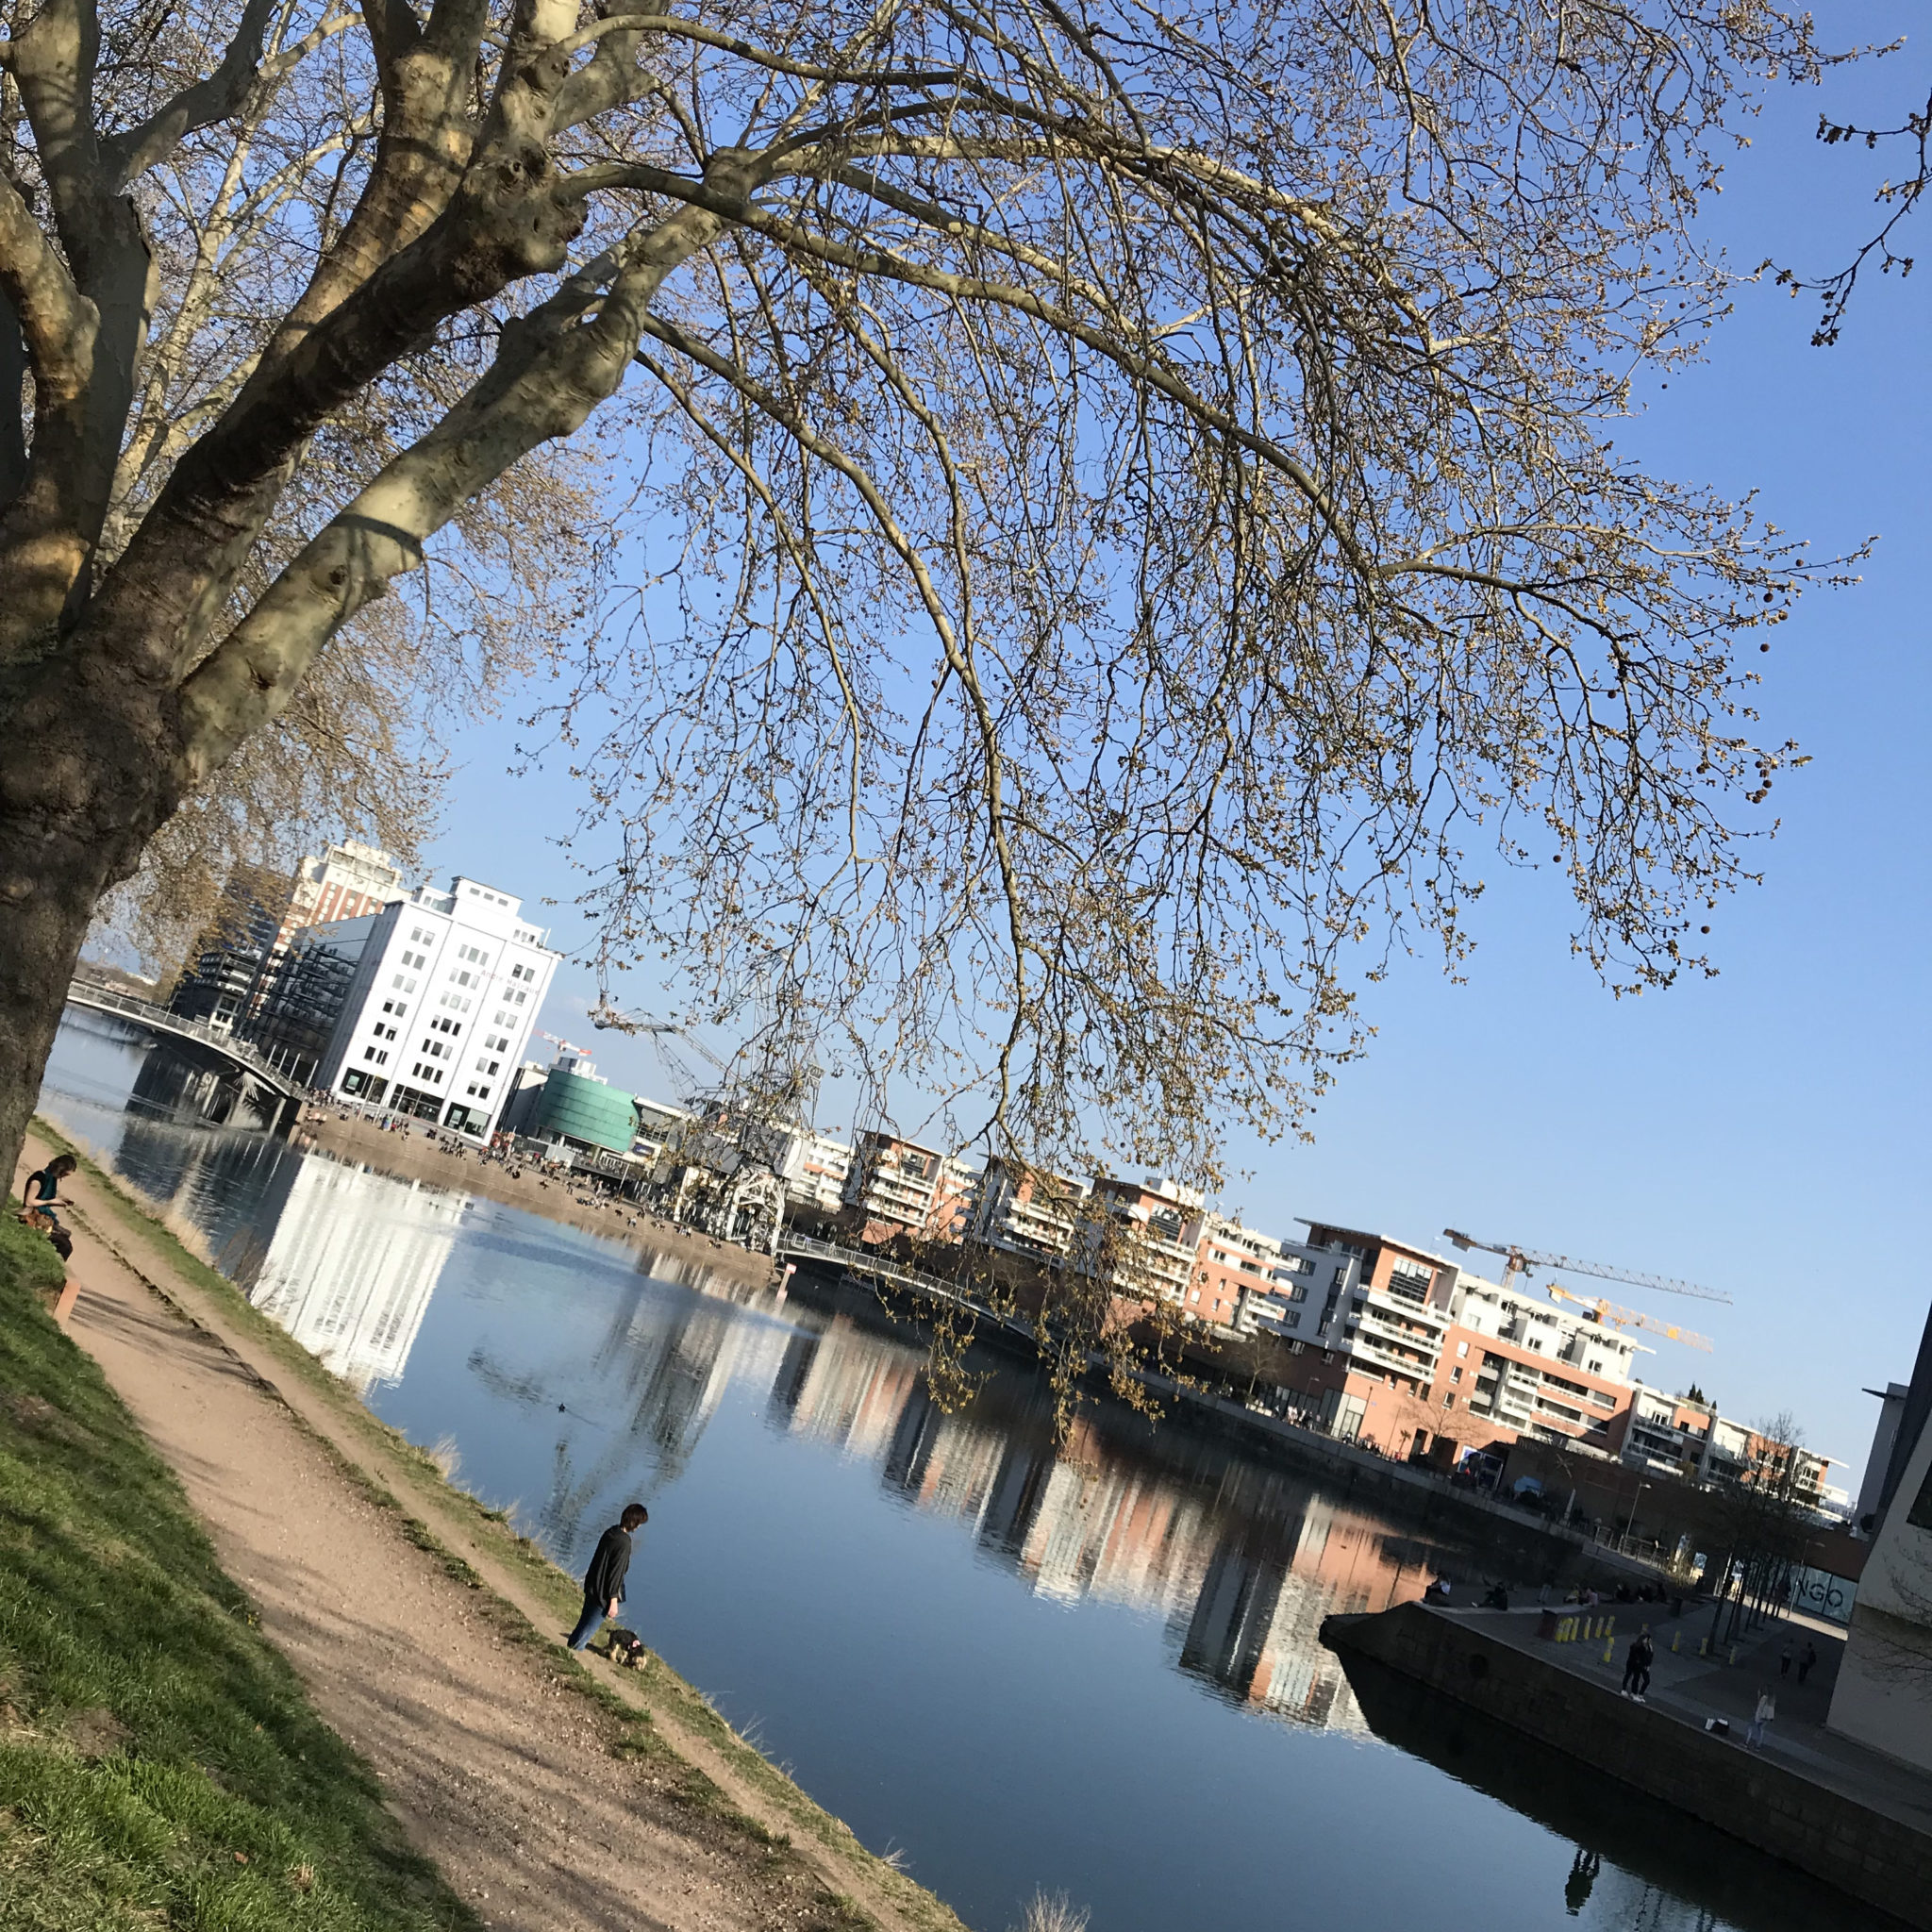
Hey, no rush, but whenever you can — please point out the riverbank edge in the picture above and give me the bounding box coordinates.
[1321,1600,1930,1929]
[29,1116,971,1932]
[789,1251,1671,1593]
[291,1109,779,1284]
[0,1213,487,1932]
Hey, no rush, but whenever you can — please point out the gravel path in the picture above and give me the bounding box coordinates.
[25,1136,936,1932]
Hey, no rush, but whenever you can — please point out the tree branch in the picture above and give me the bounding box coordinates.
[100,0,282,192]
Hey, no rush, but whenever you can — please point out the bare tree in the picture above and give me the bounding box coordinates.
[0,0,1824,1211]
[1779,59,1930,344]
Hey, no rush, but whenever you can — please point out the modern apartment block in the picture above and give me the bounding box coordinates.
[1234,1220,1645,1458]
[1078,1175,1208,1307]
[1189,1214,1291,1330]
[168,861,293,1032]
[841,1132,980,1244]
[275,840,405,954]
[267,874,558,1136]
[169,841,405,1035]
[1616,1393,1832,1507]
[968,1158,1089,1261]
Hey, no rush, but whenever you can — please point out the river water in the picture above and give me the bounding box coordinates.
[35,1013,1860,1932]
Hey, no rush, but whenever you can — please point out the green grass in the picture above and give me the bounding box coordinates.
[0,1215,478,1931]
[27,1120,962,1932]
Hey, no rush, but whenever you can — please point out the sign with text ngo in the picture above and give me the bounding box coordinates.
[1787,1565,1857,1626]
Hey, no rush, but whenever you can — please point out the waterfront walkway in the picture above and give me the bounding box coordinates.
[1440,1601,1932,1838]
[20,1126,958,1932]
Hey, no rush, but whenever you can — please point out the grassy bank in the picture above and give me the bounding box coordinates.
[0,1215,476,1932]
[26,1120,969,1932]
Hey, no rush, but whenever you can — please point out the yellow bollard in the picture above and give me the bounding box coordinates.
[1698,1636,1707,1657]
[1607,1616,1616,1639]
[1672,1630,1680,1654]
[1603,1638,1614,1665]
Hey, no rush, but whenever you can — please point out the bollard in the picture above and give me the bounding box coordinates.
[1607,1616,1616,1639]
[1699,1636,1708,1657]
[1672,1630,1680,1654]
[1602,1638,1614,1665]
[1729,1645,1738,1666]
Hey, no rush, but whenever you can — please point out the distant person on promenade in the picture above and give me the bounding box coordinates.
[21,1152,76,1227]
[1779,1641,1792,1678]
[567,1503,648,1651]
[1621,1627,1654,1700]
[1798,1640,1819,1685]
[1746,1688,1776,1749]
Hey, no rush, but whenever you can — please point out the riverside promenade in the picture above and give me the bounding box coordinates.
[1323,1598,1932,1926]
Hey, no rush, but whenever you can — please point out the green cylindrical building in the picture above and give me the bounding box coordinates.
[531,1065,636,1153]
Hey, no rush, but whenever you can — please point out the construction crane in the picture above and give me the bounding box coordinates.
[1440,1230,1732,1306]
[536,1028,592,1058]
[1542,1283,1713,1353]
[588,999,728,1104]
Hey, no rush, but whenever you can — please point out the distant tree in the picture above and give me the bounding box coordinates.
[0,0,1824,1222]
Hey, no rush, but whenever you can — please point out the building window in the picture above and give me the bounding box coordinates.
[1450,1367,1462,1384]
[1456,1341,1469,1357]
[392,974,416,992]
[1442,1392,1455,1407]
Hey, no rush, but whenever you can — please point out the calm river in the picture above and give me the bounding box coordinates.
[36,1012,1861,1932]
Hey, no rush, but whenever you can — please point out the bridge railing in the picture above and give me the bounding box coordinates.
[66,977,304,1097]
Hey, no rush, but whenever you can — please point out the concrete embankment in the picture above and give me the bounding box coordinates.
[1323,1600,1932,1928]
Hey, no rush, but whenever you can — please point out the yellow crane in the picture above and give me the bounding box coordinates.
[1541,1282,1713,1353]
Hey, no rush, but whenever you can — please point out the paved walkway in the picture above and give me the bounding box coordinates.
[1441,1601,1932,1836]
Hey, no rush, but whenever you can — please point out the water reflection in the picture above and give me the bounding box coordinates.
[250,1159,462,1393]
[38,1010,1852,1932]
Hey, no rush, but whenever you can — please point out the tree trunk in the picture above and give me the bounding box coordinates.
[0,627,176,1180]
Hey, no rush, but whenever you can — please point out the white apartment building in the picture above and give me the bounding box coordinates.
[842,1132,980,1241]
[969,1158,1089,1261]
[304,874,559,1137]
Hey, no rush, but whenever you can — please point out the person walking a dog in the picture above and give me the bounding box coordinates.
[568,1503,647,1651]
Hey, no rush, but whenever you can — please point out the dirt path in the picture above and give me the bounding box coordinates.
[23,1131,959,1932]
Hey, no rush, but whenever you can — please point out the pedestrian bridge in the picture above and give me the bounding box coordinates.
[64,976,306,1105]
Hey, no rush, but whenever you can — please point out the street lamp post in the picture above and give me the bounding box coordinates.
[1623,1479,1651,1551]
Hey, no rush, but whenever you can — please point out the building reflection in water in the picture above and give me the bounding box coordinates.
[574,1277,1483,1738]
[246,1158,464,1393]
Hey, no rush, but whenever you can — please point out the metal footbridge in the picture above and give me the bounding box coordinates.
[64,975,307,1103]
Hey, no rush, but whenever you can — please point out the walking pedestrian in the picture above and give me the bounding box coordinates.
[1778,1641,1792,1678]
[1620,1626,1655,1700]
[567,1503,648,1651]
[1746,1688,1776,1749]
[1797,1640,1819,1686]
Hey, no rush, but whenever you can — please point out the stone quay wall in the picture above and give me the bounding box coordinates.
[1324,1601,1932,1929]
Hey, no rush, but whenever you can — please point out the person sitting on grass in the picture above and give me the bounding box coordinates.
[21,1152,76,1227]
[568,1503,648,1651]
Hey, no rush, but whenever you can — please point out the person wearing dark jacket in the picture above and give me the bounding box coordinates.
[568,1503,647,1650]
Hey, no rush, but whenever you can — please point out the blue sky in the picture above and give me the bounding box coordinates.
[417,18,1930,1476]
